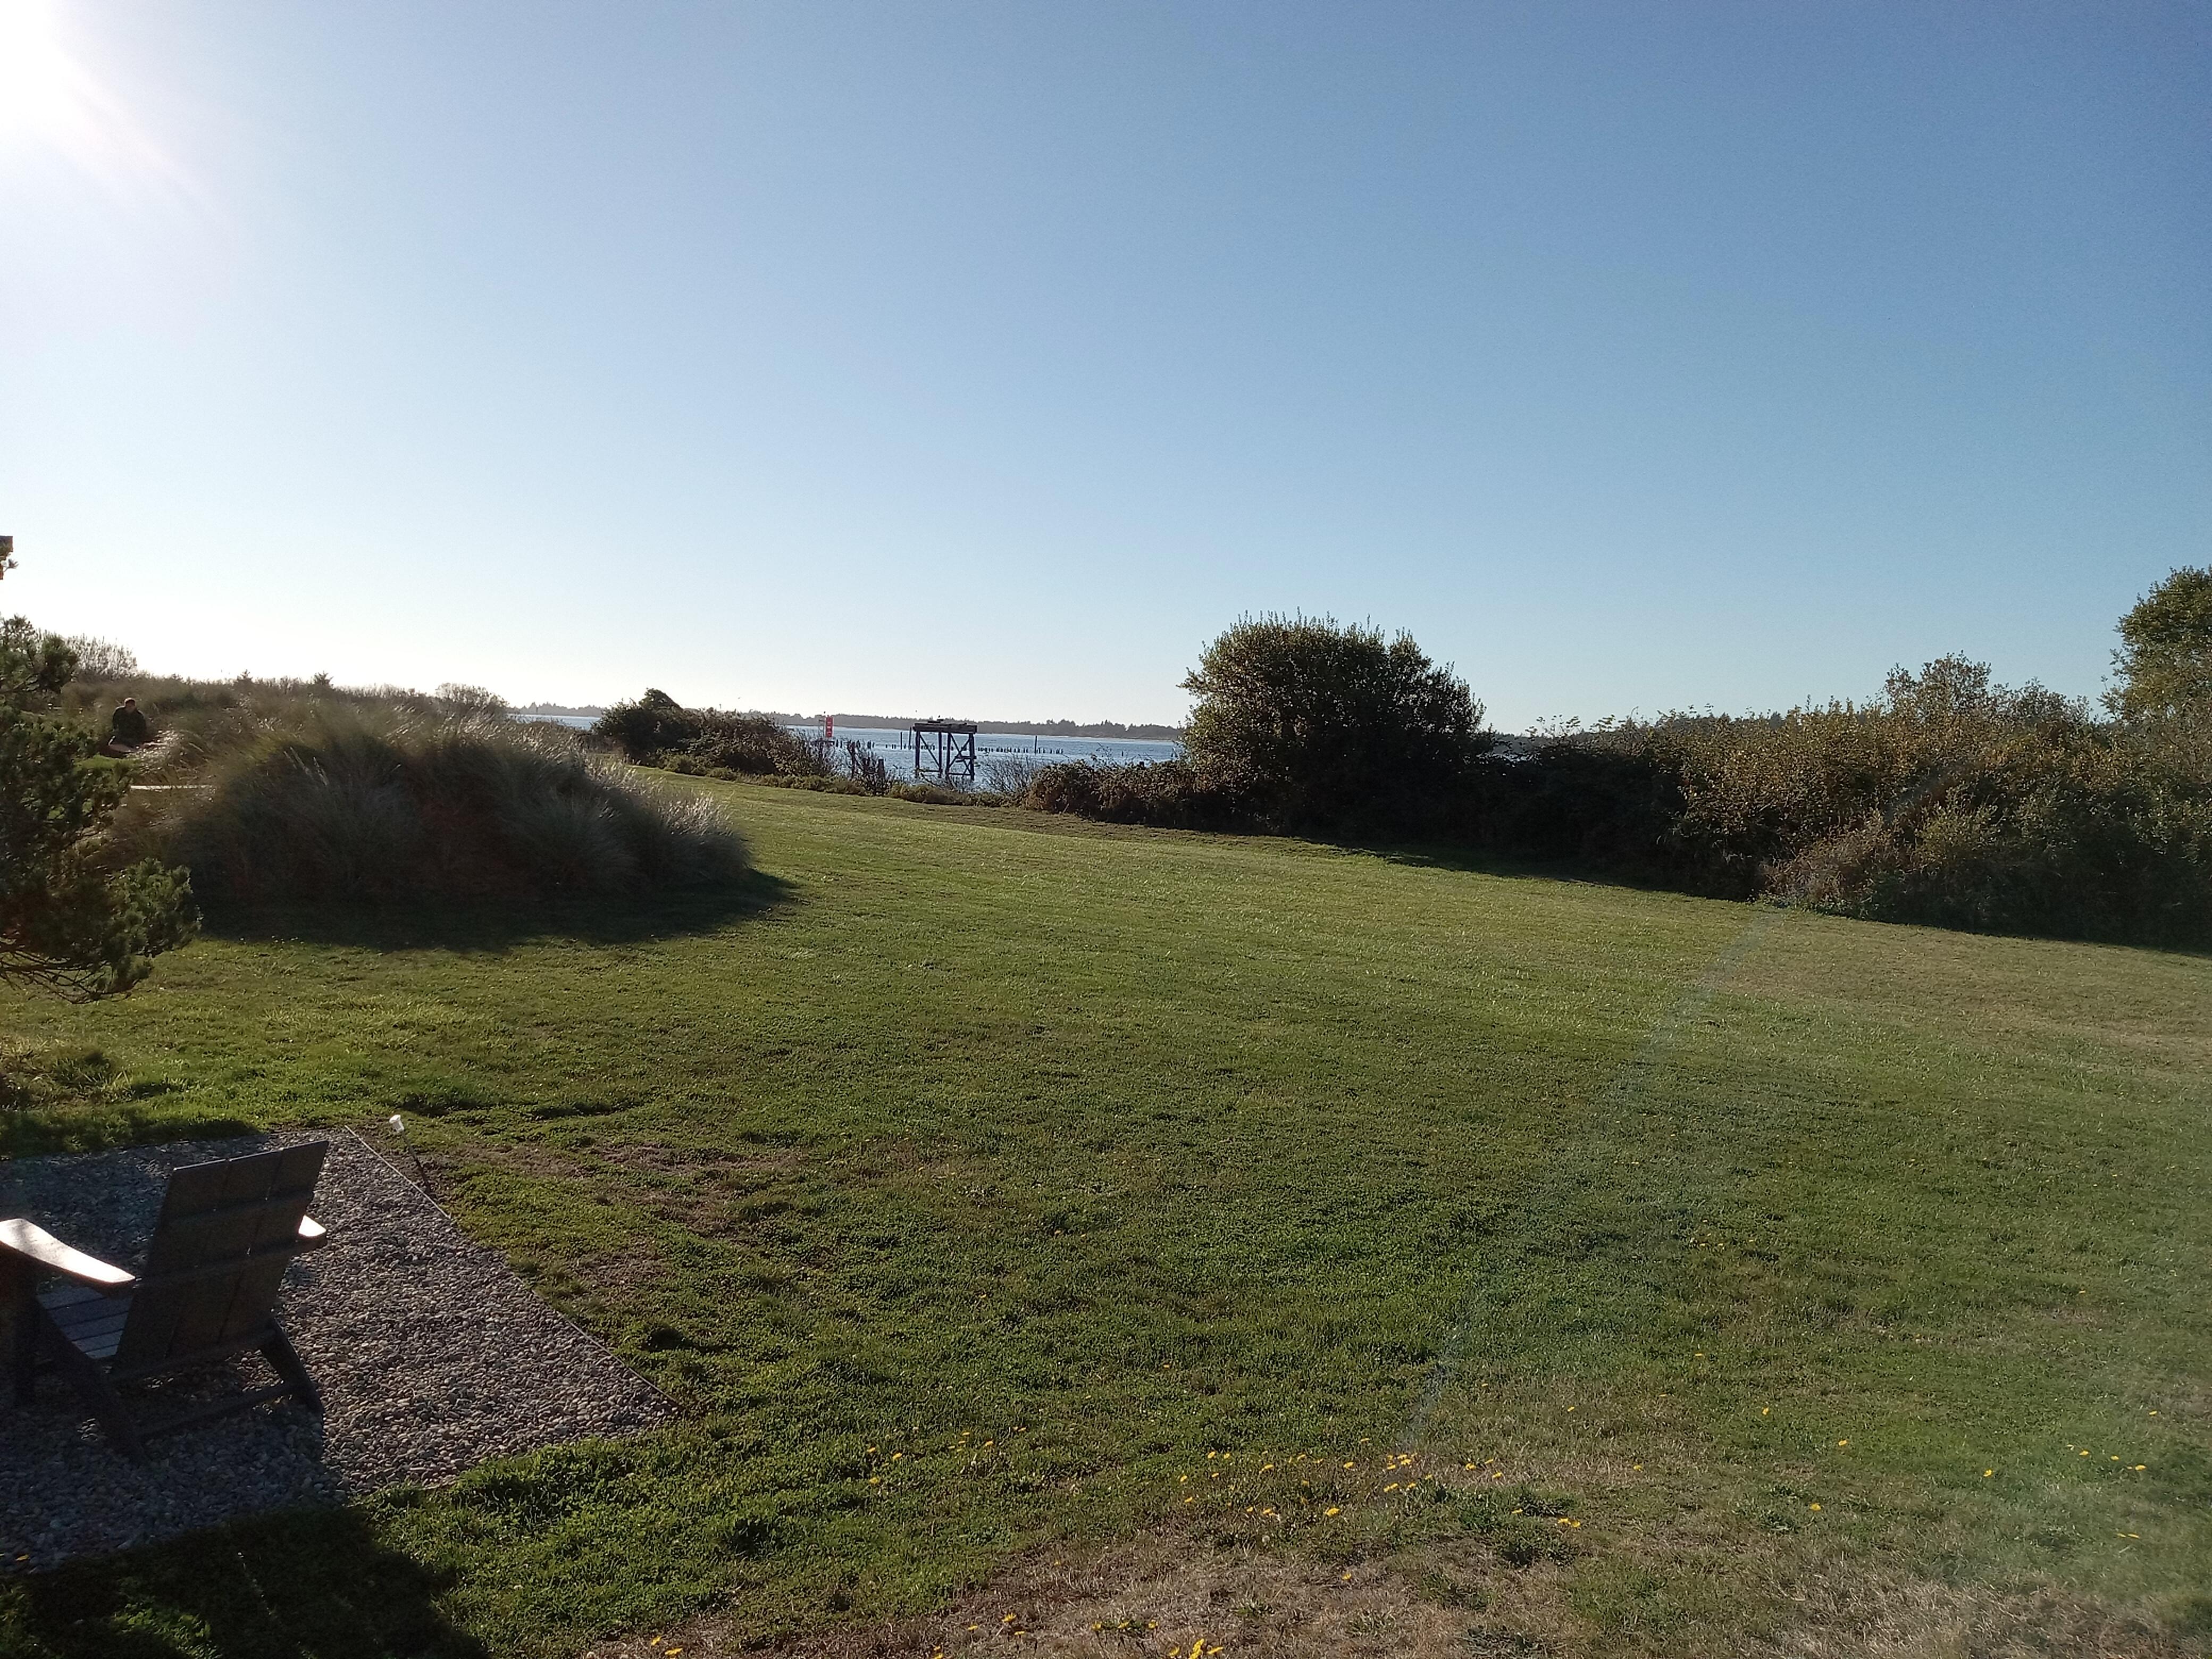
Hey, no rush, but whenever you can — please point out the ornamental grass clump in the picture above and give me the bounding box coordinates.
[132,711,748,906]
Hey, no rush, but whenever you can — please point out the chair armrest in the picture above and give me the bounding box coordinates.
[296,1216,328,1251]
[0,1218,138,1291]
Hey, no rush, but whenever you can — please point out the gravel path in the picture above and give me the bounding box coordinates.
[0,1130,673,1569]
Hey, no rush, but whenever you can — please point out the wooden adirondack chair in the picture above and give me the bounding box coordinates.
[1,1142,330,1459]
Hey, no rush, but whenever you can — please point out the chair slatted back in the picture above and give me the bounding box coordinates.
[112,1143,327,1375]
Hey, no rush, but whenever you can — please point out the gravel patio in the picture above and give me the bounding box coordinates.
[0,1129,673,1569]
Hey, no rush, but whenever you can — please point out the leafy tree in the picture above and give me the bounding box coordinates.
[2108,566,2212,721]
[0,550,197,998]
[1181,614,1491,831]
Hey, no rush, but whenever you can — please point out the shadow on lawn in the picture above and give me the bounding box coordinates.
[5,1504,484,1659]
[1344,835,1735,898]
[200,869,795,952]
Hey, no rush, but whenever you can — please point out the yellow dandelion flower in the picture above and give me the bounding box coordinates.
[1808,1502,1822,1511]
[1983,1470,1994,1477]
[1838,1440,1849,1447]
[1324,1506,1341,1516]
[2133,1464,2147,1471]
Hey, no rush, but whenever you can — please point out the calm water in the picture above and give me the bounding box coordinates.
[533,714,1180,782]
[813,726,1182,782]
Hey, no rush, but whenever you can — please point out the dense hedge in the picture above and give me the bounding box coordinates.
[1026,625,2212,949]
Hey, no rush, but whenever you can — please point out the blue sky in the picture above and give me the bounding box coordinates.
[2,2,2204,727]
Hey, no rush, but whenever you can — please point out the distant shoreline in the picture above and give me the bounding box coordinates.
[517,704,1184,742]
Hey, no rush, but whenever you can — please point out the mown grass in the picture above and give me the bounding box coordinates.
[3,782,2208,1657]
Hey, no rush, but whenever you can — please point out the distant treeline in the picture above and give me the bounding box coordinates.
[690,710,1185,740]
[527,703,1182,741]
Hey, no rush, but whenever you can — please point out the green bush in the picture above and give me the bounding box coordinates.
[3,554,197,998]
[128,711,748,905]
[1755,710,2212,945]
[1181,615,1492,832]
[1479,659,2212,946]
[1019,616,2211,946]
[1021,759,1237,829]
[593,691,826,778]
[1471,732,1698,883]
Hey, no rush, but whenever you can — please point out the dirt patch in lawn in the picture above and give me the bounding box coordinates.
[579,1525,2195,1659]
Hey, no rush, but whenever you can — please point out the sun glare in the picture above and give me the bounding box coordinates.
[0,0,181,189]
[0,0,89,148]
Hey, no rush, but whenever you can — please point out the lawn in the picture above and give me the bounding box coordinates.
[3,782,2208,1657]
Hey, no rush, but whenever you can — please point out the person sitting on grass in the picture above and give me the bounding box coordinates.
[100,696,151,758]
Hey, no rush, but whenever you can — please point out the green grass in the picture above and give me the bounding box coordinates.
[4,782,2209,1657]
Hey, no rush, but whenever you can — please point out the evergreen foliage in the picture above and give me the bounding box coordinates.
[0,550,197,998]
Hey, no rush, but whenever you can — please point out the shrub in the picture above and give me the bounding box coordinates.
[2,554,197,998]
[1758,715,2212,945]
[593,691,827,778]
[978,751,1041,797]
[129,711,748,905]
[1181,615,1492,832]
[1456,655,2212,946]
[1022,759,1239,830]
[1470,732,1698,882]
[60,636,139,681]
